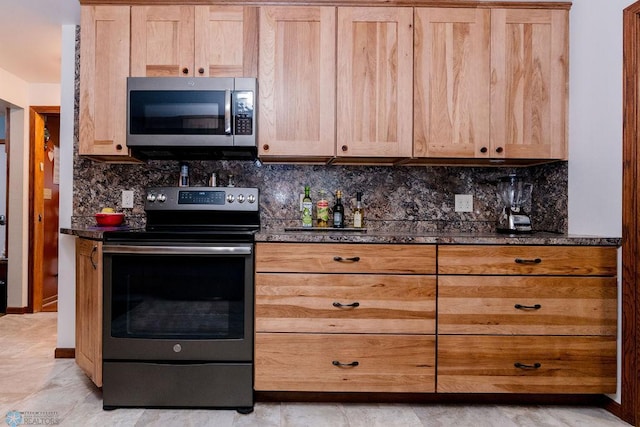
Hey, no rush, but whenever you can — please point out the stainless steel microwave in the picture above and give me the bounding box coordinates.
[126,77,257,160]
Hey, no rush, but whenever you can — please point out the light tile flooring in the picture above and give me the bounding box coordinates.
[0,313,632,427]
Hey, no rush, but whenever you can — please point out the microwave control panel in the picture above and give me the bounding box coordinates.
[234,91,254,136]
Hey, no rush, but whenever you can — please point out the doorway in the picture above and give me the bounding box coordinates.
[28,106,60,313]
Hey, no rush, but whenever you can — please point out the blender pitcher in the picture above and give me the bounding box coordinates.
[497,174,533,233]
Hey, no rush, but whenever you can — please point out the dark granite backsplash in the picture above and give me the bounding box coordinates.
[71,26,567,233]
[72,158,568,233]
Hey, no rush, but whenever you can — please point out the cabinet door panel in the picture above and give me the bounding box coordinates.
[337,7,413,158]
[131,6,195,77]
[256,273,436,334]
[259,7,336,158]
[414,8,490,158]
[490,9,568,159]
[438,275,617,335]
[195,6,258,77]
[79,5,131,159]
[438,335,616,394]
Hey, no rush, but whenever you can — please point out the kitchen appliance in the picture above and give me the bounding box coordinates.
[127,77,256,160]
[497,174,533,233]
[101,186,259,412]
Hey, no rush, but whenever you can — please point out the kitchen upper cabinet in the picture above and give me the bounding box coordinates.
[413,7,568,162]
[490,8,568,160]
[75,239,103,387]
[258,7,336,161]
[336,7,414,161]
[413,8,491,158]
[79,5,135,161]
[131,5,258,78]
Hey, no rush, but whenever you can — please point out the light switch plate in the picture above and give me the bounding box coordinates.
[122,190,134,209]
[455,194,473,212]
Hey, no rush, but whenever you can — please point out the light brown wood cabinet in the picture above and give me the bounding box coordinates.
[258,7,336,161]
[79,5,136,162]
[335,7,414,162]
[131,5,258,78]
[437,245,617,394]
[254,242,437,392]
[413,7,569,162]
[75,238,103,387]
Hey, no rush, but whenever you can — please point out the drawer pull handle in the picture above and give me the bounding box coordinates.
[332,301,360,308]
[515,258,542,264]
[332,360,359,368]
[333,256,360,263]
[514,362,542,370]
[514,304,542,310]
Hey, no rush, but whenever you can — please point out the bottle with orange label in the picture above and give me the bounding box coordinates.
[316,190,329,227]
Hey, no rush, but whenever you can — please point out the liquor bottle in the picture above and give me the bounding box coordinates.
[302,186,313,227]
[332,190,344,228]
[316,190,329,227]
[352,191,364,228]
[178,163,189,187]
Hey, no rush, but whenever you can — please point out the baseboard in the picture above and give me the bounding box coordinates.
[603,395,633,425]
[5,306,27,314]
[54,348,75,359]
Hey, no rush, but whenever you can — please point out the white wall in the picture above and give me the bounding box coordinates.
[57,25,76,349]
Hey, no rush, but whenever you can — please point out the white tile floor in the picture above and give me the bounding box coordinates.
[0,313,632,426]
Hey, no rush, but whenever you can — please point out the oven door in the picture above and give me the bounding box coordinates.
[102,242,253,362]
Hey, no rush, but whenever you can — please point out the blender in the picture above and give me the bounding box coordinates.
[496,174,533,233]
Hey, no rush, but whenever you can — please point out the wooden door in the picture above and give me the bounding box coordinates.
[79,5,131,159]
[194,6,258,77]
[131,6,195,77]
[490,8,568,160]
[259,7,336,160]
[30,110,45,312]
[336,7,413,159]
[414,8,490,158]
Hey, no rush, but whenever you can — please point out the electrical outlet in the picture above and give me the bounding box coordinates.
[454,194,473,213]
[122,190,134,209]
[299,194,305,211]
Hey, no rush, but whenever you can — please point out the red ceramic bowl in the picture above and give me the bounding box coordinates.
[95,212,125,226]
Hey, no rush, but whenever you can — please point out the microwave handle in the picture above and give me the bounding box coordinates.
[224,89,232,135]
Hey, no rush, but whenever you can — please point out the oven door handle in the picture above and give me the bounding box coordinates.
[103,245,252,255]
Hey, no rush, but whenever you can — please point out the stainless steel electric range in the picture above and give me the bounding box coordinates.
[101,186,259,413]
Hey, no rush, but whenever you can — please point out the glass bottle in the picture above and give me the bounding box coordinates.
[178,163,189,187]
[332,190,344,228]
[316,190,329,227]
[302,185,313,227]
[352,192,364,228]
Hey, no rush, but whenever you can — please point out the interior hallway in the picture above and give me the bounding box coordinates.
[0,313,631,426]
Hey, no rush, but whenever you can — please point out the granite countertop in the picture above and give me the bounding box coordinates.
[62,226,621,246]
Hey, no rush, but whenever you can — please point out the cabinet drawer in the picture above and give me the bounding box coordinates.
[256,243,436,274]
[255,333,435,392]
[438,276,617,335]
[437,335,616,394]
[256,273,436,334]
[438,245,617,275]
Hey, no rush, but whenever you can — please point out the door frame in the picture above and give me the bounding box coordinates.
[28,106,59,313]
[621,2,640,425]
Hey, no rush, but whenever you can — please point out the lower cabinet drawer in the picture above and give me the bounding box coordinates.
[437,335,617,394]
[255,333,435,392]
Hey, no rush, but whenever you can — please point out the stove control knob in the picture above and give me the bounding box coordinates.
[247,194,256,204]
[237,194,245,203]
[226,194,235,203]
[157,193,167,202]
[147,193,156,202]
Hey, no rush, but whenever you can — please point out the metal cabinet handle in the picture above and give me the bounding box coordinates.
[90,245,98,270]
[514,362,541,370]
[332,360,359,368]
[332,302,360,308]
[514,304,542,310]
[333,256,360,262]
[515,258,542,264]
